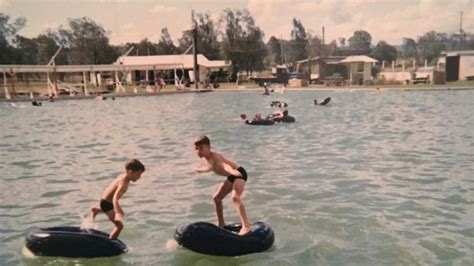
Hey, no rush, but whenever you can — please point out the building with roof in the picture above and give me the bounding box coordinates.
[297,55,378,85]
[437,50,474,81]
[338,56,378,85]
[115,54,230,84]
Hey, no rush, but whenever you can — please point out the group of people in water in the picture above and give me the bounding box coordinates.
[240,101,294,126]
[241,86,332,126]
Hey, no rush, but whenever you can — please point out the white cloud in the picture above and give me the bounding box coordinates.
[150,4,177,14]
[97,0,128,2]
[42,22,62,32]
[0,0,10,9]
[247,0,473,45]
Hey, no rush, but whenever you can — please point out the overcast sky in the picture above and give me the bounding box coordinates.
[2,0,473,46]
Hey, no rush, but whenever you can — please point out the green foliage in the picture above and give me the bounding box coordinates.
[400,38,417,59]
[348,30,372,52]
[417,31,447,64]
[266,36,282,66]
[0,13,26,64]
[178,13,220,59]
[370,41,397,63]
[288,18,307,62]
[220,9,266,79]
[157,28,178,55]
[306,35,323,58]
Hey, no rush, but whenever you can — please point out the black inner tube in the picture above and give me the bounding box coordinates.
[25,226,127,258]
[175,221,274,256]
[245,119,275,126]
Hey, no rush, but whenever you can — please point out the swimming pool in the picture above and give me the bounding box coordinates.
[1,89,473,264]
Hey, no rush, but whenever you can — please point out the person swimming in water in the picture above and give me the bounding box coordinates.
[314,97,331,106]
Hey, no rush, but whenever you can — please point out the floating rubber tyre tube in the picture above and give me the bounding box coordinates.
[245,119,275,126]
[281,116,295,123]
[25,226,127,258]
[175,221,275,256]
[272,116,295,123]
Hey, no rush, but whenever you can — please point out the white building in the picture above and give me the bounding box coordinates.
[438,50,474,81]
[338,55,378,85]
[115,54,230,84]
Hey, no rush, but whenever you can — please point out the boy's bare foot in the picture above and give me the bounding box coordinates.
[238,226,251,236]
[91,207,100,220]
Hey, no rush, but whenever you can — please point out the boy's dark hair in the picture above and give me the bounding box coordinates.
[125,159,145,172]
[194,135,210,146]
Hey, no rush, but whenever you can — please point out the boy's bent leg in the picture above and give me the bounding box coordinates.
[231,179,251,235]
[109,220,124,240]
[105,210,123,240]
[213,180,233,227]
[91,206,101,220]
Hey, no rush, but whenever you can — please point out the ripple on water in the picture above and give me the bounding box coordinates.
[1,90,473,265]
[40,189,77,198]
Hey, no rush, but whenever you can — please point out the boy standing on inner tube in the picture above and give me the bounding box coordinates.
[194,135,251,235]
[90,159,145,239]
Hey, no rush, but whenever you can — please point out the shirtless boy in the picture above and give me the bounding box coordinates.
[194,135,251,235]
[90,159,145,239]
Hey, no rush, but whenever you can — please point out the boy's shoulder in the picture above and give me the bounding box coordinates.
[115,173,129,183]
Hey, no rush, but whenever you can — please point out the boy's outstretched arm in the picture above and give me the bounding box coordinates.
[196,163,212,173]
[112,181,127,221]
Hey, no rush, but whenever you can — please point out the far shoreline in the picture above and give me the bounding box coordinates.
[1,83,473,103]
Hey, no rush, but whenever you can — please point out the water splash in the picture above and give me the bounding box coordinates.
[80,213,98,231]
[165,239,178,250]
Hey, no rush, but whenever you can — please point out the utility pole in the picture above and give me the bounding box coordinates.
[459,11,464,50]
[322,26,325,57]
[192,10,199,89]
[280,35,284,65]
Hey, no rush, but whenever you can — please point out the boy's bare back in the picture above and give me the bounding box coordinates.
[101,174,130,201]
[205,151,240,177]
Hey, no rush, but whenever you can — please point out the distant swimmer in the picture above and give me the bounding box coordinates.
[314,97,331,106]
[267,109,295,123]
[262,83,270,95]
[270,101,288,108]
[240,113,274,125]
[90,159,145,239]
[32,100,42,107]
[240,113,249,123]
[95,93,107,100]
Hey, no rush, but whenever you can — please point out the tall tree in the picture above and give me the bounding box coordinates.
[266,36,282,66]
[306,34,323,58]
[348,30,372,52]
[132,38,158,56]
[400,37,417,59]
[338,37,346,47]
[178,12,220,59]
[0,13,26,64]
[53,17,117,64]
[220,9,266,78]
[157,27,177,55]
[370,41,397,63]
[288,18,308,63]
[417,31,446,64]
[14,35,38,64]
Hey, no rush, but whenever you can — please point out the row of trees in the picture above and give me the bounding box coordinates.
[1,11,474,77]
